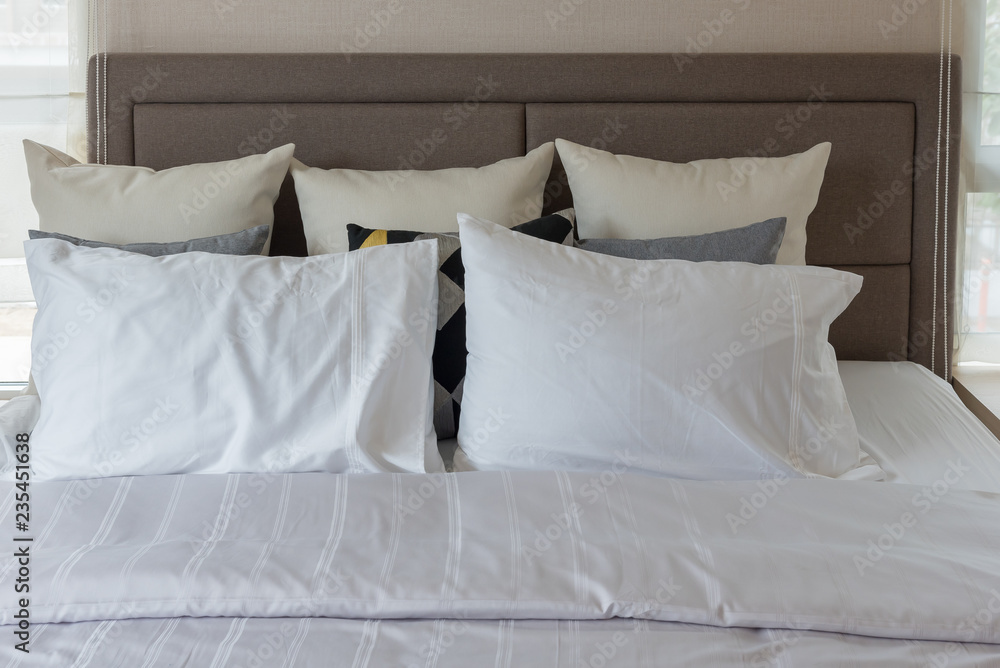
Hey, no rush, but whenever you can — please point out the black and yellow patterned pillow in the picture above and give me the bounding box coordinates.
[347,213,574,439]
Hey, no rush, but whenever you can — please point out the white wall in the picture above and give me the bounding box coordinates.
[106,0,955,54]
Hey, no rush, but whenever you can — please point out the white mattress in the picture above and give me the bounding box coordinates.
[839,361,1000,492]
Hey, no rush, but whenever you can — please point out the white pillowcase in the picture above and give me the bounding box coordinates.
[292,143,555,255]
[23,238,442,480]
[23,141,294,254]
[557,139,831,266]
[455,215,881,481]
[0,395,40,475]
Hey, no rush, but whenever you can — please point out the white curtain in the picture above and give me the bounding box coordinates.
[959,0,1000,364]
[0,0,91,385]
[95,0,948,55]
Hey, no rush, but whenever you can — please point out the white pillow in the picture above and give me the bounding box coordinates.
[455,215,881,481]
[292,143,555,255]
[557,139,831,266]
[0,395,40,474]
[23,238,442,480]
[23,140,294,254]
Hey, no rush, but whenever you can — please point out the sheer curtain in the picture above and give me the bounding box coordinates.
[960,0,1000,364]
[0,0,89,387]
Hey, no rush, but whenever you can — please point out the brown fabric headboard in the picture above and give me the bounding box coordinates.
[88,53,960,379]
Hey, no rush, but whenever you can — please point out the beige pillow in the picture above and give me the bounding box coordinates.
[23,141,294,254]
[557,139,831,266]
[292,143,555,256]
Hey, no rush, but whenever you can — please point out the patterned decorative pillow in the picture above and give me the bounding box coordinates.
[347,211,575,439]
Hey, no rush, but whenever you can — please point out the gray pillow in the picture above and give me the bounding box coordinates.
[27,225,270,257]
[574,217,786,263]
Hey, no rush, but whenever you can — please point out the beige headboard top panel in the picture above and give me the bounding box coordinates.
[89,53,960,378]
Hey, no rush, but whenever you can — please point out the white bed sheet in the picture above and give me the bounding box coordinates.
[449,361,1000,494]
[839,361,1000,492]
[14,617,1000,668]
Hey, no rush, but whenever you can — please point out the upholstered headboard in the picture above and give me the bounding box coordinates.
[88,53,960,379]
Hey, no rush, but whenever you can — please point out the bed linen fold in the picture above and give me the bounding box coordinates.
[1,471,998,645]
[11,618,1000,668]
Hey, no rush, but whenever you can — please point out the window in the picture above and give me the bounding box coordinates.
[0,0,72,396]
[960,0,1000,365]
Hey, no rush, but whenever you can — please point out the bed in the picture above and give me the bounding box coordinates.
[4,52,1000,666]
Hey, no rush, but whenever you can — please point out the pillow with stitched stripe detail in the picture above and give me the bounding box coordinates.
[347,211,575,440]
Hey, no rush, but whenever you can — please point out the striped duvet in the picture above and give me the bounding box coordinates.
[2,470,999,666]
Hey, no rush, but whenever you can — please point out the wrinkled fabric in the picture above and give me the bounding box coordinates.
[1,471,997,645]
